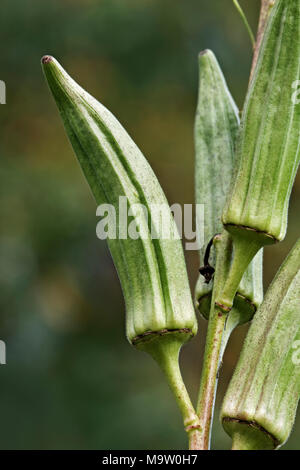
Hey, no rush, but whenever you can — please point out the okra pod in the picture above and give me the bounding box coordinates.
[218,0,300,311]
[221,238,300,450]
[42,56,200,444]
[194,50,263,345]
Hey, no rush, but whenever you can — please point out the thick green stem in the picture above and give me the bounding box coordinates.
[197,306,227,449]
[146,335,201,449]
[216,232,261,312]
[196,234,231,449]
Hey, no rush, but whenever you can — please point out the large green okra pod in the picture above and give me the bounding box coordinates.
[221,238,300,450]
[218,0,300,311]
[194,50,263,350]
[42,56,200,446]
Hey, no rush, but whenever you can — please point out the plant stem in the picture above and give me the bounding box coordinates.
[249,0,275,82]
[215,233,261,312]
[196,233,264,449]
[232,0,255,47]
[147,334,201,449]
[197,306,227,449]
[159,350,201,450]
[196,233,231,449]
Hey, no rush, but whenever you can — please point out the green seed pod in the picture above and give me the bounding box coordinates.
[218,0,300,311]
[194,49,263,341]
[221,238,300,450]
[42,55,196,345]
[42,56,200,441]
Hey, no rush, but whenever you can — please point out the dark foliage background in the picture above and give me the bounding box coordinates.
[0,0,299,449]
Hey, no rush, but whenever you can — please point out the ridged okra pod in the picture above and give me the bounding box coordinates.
[42,56,200,446]
[218,0,300,311]
[194,49,263,351]
[221,238,300,450]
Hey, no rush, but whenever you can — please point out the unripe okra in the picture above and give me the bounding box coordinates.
[221,238,300,450]
[42,55,196,346]
[194,50,263,346]
[41,56,200,441]
[218,0,300,311]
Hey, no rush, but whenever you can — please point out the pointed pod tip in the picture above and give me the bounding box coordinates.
[198,49,212,58]
[41,55,75,102]
[41,55,54,65]
[198,49,216,66]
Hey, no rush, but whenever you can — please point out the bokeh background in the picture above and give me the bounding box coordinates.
[0,0,299,450]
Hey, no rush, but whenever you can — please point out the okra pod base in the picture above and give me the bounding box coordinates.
[132,328,194,350]
[217,224,276,311]
[222,418,277,450]
[198,291,255,324]
[133,329,201,442]
[197,292,256,359]
[196,230,262,362]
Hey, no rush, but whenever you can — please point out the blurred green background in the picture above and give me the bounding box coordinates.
[0,0,299,450]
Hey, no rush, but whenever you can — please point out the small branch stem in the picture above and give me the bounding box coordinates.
[148,336,201,449]
[216,233,261,312]
[160,351,201,449]
[232,0,255,47]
